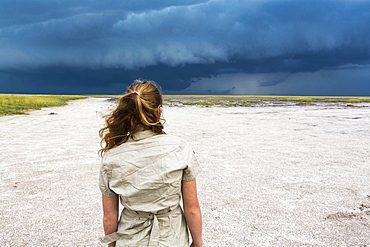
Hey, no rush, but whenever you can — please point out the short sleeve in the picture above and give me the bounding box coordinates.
[182,142,202,181]
[99,162,117,197]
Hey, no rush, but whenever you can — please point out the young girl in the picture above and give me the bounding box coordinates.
[98,80,203,247]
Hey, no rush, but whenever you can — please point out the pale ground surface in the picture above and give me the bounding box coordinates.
[1,97,370,247]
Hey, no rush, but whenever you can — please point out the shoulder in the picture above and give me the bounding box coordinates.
[155,133,190,147]
[101,144,124,164]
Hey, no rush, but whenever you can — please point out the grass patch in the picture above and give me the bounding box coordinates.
[182,101,213,106]
[181,100,251,107]
[165,95,370,100]
[296,102,317,106]
[323,99,370,103]
[164,95,370,106]
[87,94,370,105]
[0,94,87,116]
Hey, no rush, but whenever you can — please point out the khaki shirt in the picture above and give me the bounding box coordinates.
[99,130,201,246]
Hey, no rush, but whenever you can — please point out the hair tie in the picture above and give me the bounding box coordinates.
[132,91,141,97]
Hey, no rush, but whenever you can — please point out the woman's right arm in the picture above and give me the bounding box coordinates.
[181,178,203,247]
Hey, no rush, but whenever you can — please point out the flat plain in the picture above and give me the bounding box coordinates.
[1,97,369,246]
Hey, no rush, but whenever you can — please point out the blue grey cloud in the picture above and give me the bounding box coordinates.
[0,0,369,94]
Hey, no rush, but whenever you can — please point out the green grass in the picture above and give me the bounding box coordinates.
[165,95,370,100]
[0,94,87,116]
[181,100,251,107]
[4,94,365,114]
[86,94,370,104]
[164,95,370,106]
[275,96,370,103]
[296,102,317,106]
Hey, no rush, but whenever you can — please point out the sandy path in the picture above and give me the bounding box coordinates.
[1,98,369,246]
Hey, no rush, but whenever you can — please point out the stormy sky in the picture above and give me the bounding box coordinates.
[0,0,369,95]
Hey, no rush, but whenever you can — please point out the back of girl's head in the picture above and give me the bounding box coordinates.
[99,80,165,155]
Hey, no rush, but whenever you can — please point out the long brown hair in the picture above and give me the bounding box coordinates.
[99,80,165,156]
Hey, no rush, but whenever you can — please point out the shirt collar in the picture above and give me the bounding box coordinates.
[130,129,157,141]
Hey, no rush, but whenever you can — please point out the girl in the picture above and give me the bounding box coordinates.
[99,80,203,247]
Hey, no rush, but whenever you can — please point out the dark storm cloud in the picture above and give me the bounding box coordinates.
[0,0,369,94]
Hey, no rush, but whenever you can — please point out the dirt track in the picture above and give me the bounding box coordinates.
[1,98,369,246]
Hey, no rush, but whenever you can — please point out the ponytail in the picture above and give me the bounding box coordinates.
[99,80,165,156]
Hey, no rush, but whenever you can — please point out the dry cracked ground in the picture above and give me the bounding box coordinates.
[1,97,369,246]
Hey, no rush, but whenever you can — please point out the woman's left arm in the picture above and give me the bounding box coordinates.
[102,194,119,247]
